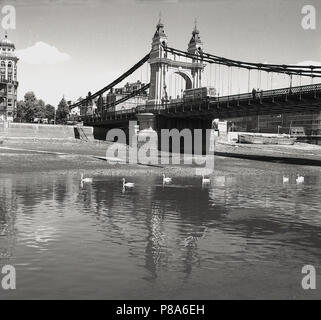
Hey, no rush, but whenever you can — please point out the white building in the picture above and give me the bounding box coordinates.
[0,33,18,122]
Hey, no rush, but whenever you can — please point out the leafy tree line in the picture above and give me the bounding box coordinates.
[16,92,70,124]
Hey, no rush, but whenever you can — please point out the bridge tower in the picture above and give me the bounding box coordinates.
[187,20,204,89]
[147,19,205,106]
[148,17,168,105]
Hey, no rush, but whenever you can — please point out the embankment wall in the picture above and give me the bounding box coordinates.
[0,122,94,140]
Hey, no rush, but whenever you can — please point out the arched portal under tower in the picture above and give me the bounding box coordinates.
[165,68,193,100]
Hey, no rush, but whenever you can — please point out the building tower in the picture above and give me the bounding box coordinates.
[187,20,204,88]
[148,16,168,105]
[0,33,18,121]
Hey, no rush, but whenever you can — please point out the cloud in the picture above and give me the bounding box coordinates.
[16,42,71,65]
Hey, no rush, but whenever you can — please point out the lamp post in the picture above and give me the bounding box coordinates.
[289,121,292,135]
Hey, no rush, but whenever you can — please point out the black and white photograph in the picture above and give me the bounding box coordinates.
[0,0,321,304]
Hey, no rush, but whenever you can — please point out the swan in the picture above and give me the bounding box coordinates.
[163,174,172,184]
[296,175,304,184]
[202,175,211,184]
[283,176,289,184]
[81,173,93,183]
[122,178,135,188]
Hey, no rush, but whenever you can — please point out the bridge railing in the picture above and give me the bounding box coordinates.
[210,82,321,104]
[85,82,321,122]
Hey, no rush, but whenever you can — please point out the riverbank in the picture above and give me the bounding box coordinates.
[0,138,211,176]
[1,138,321,176]
[215,140,321,166]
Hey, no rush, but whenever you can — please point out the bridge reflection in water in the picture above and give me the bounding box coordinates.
[1,160,321,299]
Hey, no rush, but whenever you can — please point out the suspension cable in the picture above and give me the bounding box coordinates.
[70,52,150,109]
[163,46,321,78]
[238,67,240,94]
[104,83,150,109]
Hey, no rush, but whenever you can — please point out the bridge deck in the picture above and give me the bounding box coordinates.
[85,83,321,125]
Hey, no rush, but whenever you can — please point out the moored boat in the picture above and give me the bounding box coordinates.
[238,133,296,145]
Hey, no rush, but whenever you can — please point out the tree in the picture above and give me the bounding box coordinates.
[15,92,39,122]
[56,97,70,123]
[23,91,38,122]
[15,92,50,122]
[16,100,26,122]
[44,104,55,121]
[34,99,46,119]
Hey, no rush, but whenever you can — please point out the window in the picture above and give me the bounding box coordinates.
[8,99,12,106]
[8,62,12,68]
[1,61,5,67]
[1,70,5,82]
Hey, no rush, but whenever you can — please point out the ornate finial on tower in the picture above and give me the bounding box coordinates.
[1,31,15,49]
[188,18,203,54]
[154,12,166,39]
[156,11,164,32]
[192,18,200,35]
[156,11,164,29]
[189,18,202,44]
[158,11,162,25]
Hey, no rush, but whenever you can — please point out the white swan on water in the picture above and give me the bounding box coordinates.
[163,174,172,184]
[81,173,93,183]
[122,178,135,188]
[296,175,304,184]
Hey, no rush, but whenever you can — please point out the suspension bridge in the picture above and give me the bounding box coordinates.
[69,19,321,146]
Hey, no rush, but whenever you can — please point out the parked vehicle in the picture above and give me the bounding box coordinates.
[183,87,216,102]
[33,118,49,124]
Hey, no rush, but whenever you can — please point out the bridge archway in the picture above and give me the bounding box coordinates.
[173,70,193,90]
[165,69,193,100]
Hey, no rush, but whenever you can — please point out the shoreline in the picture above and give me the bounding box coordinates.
[214,140,321,166]
[0,139,209,176]
[1,138,321,176]
[214,151,321,166]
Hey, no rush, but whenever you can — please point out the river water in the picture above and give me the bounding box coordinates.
[1,157,321,299]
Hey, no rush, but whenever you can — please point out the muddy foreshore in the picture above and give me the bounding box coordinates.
[1,138,321,177]
[0,138,214,177]
[215,140,321,166]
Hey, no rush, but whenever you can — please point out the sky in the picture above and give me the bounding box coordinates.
[1,0,321,106]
